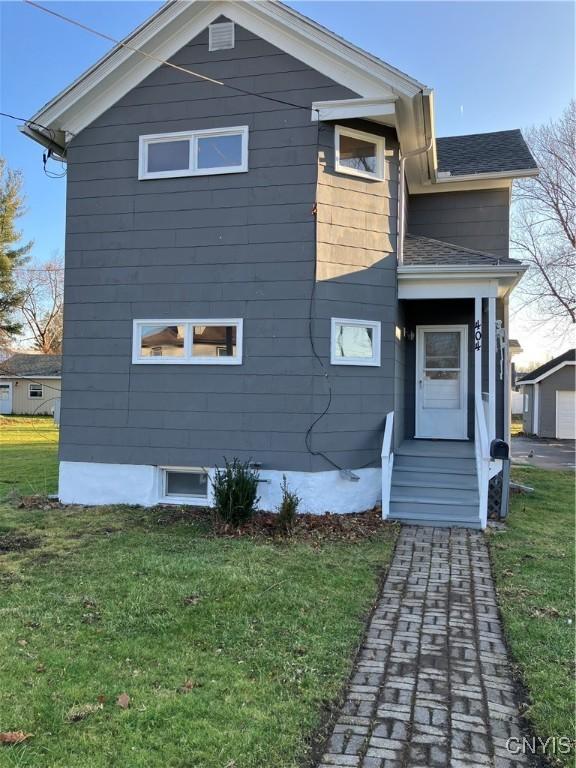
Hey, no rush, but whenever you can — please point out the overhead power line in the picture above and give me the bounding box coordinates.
[23,0,317,114]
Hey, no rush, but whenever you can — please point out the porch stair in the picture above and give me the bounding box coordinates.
[389,440,481,529]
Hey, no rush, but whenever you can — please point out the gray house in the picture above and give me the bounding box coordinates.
[23,0,538,527]
[518,350,575,439]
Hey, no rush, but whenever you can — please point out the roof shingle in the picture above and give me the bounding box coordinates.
[436,129,537,177]
[517,348,575,383]
[403,234,524,267]
[1,353,62,378]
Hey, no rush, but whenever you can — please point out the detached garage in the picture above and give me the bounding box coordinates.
[519,349,575,439]
[0,353,61,416]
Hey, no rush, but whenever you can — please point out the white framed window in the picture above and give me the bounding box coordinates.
[331,318,381,367]
[139,126,249,180]
[28,383,43,398]
[524,394,529,413]
[334,126,385,181]
[132,319,243,365]
[161,467,209,504]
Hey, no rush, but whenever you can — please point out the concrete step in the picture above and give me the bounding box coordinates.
[392,469,478,491]
[394,454,477,475]
[391,485,479,505]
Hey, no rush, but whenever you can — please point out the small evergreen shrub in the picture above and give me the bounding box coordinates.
[212,458,260,525]
[276,475,301,534]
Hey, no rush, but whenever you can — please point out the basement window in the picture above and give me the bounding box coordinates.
[139,126,249,180]
[334,126,385,181]
[162,468,209,503]
[28,383,44,398]
[331,318,381,367]
[132,319,243,364]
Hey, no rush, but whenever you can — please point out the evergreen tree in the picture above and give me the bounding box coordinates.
[0,157,32,337]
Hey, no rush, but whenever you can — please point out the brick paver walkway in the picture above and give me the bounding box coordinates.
[318,526,529,768]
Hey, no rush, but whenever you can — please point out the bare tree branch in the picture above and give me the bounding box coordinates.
[15,258,64,353]
[512,101,576,335]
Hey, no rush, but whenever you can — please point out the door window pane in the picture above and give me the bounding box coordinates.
[335,324,374,358]
[339,134,377,175]
[139,325,185,357]
[197,133,243,169]
[147,140,190,173]
[0,386,10,400]
[192,325,237,357]
[425,331,460,369]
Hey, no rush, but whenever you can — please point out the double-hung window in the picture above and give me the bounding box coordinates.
[331,318,381,367]
[132,319,243,364]
[139,126,249,180]
[28,383,43,398]
[334,126,385,181]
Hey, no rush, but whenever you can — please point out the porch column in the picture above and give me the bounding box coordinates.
[488,297,496,442]
[474,298,482,416]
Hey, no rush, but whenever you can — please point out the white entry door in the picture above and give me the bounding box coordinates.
[416,325,468,440]
[0,383,13,415]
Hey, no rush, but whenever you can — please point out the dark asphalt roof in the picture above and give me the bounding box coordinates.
[403,234,524,267]
[1,353,62,377]
[517,348,575,383]
[436,130,538,177]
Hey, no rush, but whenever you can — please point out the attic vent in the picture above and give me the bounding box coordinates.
[209,22,235,51]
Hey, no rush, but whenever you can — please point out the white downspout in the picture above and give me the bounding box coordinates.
[397,139,433,266]
[397,89,434,266]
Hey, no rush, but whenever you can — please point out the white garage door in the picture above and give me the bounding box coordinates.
[556,391,576,439]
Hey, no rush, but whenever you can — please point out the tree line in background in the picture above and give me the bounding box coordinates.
[0,157,63,357]
[0,102,574,360]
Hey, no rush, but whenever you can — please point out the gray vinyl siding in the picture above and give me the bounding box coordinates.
[538,367,576,437]
[313,121,399,463]
[407,189,510,257]
[61,21,402,472]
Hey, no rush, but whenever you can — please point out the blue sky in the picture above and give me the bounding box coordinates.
[0,1,574,358]
[0,0,573,260]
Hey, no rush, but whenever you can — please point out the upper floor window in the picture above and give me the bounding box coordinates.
[330,318,381,367]
[334,126,385,181]
[138,126,249,180]
[132,319,243,365]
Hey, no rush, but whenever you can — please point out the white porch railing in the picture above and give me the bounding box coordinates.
[381,411,394,519]
[474,397,490,528]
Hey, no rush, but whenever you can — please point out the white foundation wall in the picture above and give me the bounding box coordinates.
[58,461,382,514]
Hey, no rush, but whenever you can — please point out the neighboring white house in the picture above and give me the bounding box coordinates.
[0,354,62,416]
[518,349,576,439]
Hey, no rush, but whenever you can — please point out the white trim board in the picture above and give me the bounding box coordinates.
[519,360,575,384]
[58,461,381,515]
[23,0,423,149]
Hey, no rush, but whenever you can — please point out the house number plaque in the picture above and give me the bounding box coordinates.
[474,320,482,351]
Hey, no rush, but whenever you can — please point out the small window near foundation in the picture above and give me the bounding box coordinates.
[163,468,209,502]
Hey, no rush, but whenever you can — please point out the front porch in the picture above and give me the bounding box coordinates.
[381,240,526,528]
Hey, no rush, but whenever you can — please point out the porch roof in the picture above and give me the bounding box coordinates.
[403,234,522,267]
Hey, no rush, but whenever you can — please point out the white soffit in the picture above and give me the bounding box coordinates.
[24,0,424,148]
[311,98,397,125]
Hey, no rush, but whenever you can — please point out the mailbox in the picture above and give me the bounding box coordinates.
[490,439,509,461]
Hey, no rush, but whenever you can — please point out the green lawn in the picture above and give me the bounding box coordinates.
[0,417,397,767]
[0,416,59,500]
[490,466,575,766]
